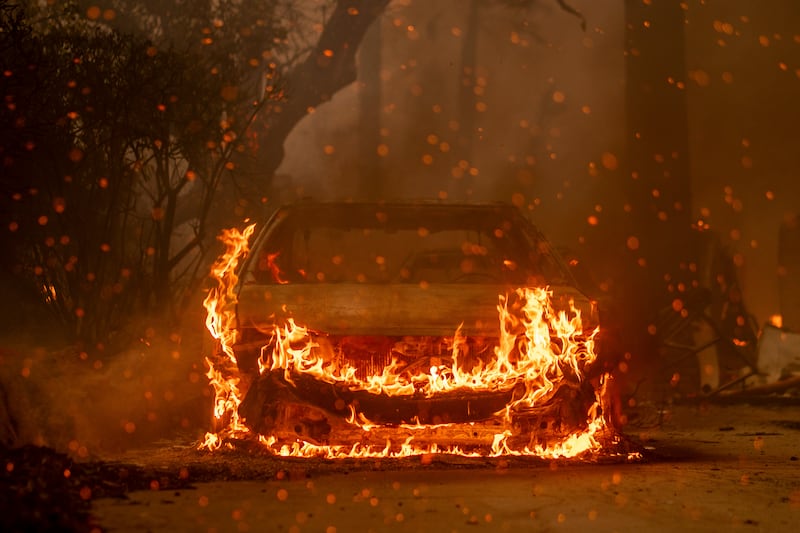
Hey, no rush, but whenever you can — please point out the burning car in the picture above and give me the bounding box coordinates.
[203,201,621,458]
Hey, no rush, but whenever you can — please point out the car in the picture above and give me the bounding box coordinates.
[215,201,617,455]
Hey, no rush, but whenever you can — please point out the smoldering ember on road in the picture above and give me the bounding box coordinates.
[1,1,799,532]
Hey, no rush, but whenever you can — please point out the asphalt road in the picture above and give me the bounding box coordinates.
[92,401,800,532]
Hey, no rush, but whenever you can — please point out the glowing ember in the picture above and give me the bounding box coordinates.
[201,225,618,458]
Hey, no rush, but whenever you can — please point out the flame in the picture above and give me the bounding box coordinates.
[265,251,289,284]
[252,397,607,460]
[201,225,616,459]
[200,224,256,449]
[263,288,597,409]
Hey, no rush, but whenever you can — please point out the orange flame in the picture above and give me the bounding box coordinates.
[200,224,256,449]
[265,251,289,284]
[262,288,597,417]
[255,405,606,460]
[201,225,614,459]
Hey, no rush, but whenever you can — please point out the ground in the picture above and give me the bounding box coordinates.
[2,331,798,532]
[76,400,800,532]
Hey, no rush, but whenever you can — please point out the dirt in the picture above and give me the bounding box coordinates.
[10,399,788,532]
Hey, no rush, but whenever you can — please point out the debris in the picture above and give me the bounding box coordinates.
[757,325,800,383]
[725,375,800,397]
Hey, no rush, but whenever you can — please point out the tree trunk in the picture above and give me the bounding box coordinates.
[255,0,391,196]
[623,0,693,333]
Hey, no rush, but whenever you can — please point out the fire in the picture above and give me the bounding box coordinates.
[251,416,605,460]
[201,224,256,449]
[201,225,617,459]
[263,288,597,416]
[263,251,289,284]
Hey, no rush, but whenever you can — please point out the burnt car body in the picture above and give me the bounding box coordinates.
[227,201,614,448]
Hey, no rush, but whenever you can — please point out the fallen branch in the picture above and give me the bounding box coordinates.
[723,374,800,396]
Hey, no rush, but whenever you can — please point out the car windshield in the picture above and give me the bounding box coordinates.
[247,204,572,286]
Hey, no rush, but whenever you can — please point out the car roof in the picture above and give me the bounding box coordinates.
[270,201,535,228]
[277,200,524,212]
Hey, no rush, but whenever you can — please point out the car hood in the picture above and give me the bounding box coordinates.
[237,283,597,337]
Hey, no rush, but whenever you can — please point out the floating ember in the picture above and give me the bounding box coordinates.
[200,203,630,460]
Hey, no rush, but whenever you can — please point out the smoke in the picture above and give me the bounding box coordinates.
[684,1,800,326]
[0,313,211,455]
[278,0,800,327]
[278,1,625,241]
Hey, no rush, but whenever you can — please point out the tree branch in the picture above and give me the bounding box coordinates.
[554,0,586,31]
[257,0,391,181]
